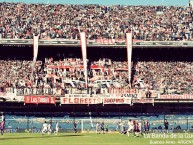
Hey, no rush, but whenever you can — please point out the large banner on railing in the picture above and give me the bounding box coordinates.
[65,94,90,98]
[0,92,17,101]
[24,96,56,104]
[103,97,131,105]
[60,97,102,104]
[121,93,140,99]
[80,32,88,87]
[94,38,125,45]
[159,94,193,99]
[2,39,193,47]
[132,99,154,104]
[126,33,132,83]
[15,96,24,102]
[108,88,136,94]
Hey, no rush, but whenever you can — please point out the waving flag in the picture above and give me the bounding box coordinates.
[32,35,39,75]
[126,33,132,83]
[80,32,88,87]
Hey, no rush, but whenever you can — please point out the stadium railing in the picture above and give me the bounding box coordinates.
[0,39,193,47]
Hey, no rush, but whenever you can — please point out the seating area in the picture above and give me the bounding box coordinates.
[0,57,192,96]
[0,2,193,97]
[1,2,193,41]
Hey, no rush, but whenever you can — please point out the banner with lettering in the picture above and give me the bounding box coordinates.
[121,93,141,99]
[15,96,24,102]
[108,88,136,94]
[60,97,102,104]
[24,96,56,104]
[159,94,193,99]
[92,94,111,98]
[0,92,17,101]
[103,97,131,105]
[65,94,90,97]
[47,65,101,69]
[94,38,125,45]
[132,99,154,104]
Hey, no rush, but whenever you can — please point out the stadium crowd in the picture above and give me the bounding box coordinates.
[1,2,193,97]
[135,61,193,95]
[0,2,193,41]
[1,57,193,96]
[0,58,130,95]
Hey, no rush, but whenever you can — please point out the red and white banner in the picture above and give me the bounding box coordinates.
[103,97,131,105]
[94,38,125,45]
[94,38,140,45]
[60,97,102,104]
[121,93,141,99]
[65,94,90,97]
[132,99,154,104]
[80,32,88,87]
[24,96,56,104]
[109,88,136,94]
[47,65,105,70]
[159,94,193,99]
[126,33,132,83]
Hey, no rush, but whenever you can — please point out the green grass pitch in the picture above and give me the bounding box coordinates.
[1,133,193,145]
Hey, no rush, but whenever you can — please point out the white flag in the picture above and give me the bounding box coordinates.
[126,33,132,83]
[80,32,88,87]
[33,35,39,62]
[32,35,39,75]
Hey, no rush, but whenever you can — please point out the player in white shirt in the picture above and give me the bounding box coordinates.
[127,119,133,137]
[54,122,59,135]
[0,113,5,135]
[41,121,48,135]
[47,123,52,135]
[1,113,5,122]
[96,122,99,134]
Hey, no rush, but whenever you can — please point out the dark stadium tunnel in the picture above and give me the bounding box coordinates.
[132,48,193,61]
[0,45,33,60]
[37,46,128,61]
[1,44,193,62]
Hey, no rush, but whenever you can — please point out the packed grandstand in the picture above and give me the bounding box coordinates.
[0,2,193,41]
[0,2,193,98]
[1,56,193,96]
